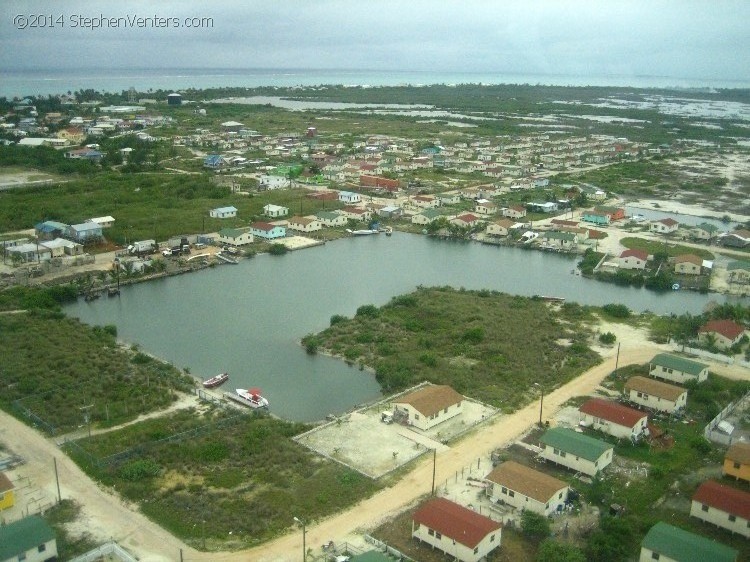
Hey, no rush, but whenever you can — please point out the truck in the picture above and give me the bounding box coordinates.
[127,240,156,255]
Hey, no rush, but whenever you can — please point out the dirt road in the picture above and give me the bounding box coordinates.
[1,339,747,562]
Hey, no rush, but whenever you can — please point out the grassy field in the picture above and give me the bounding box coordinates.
[620,237,715,260]
[303,287,603,411]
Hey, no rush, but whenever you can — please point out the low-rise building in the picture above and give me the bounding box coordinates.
[209,206,238,219]
[698,319,746,350]
[539,427,613,476]
[0,472,14,511]
[723,442,750,483]
[315,210,348,227]
[0,515,58,562]
[650,217,680,234]
[411,209,445,225]
[87,215,115,228]
[619,249,649,270]
[503,205,526,219]
[66,222,103,242]
[393,385,463,431]
[578,398,648,441]
[674,254,703,275]
[250,221,286,239]
[338,190,362,204]
[217,227,253,247]
[624,376,687,414]
[486,218,515,237]
[727,261,750,284]
[639,522,738,562]
[263,204,289,218]
[690,480,750,538]
[287,216,322,233]
[649,353,709,384]
[412,497,502,562]
[485,460,569,516]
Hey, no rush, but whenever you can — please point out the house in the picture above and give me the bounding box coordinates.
[486,218,515,237]
[437,193,461,206]
[579,398,648,441]
[582,209,612,225]
[66,222,103,243]
[87,215,115,228]
[485,460,569,516]
[392,385,463,431]
[220,120,244,132]
[595,206,625,221]
[0,515,58,562]
[451,213,482,229]
[619,249,649,270]
[6,243,51,263]
[209,206,238,219]
[412,195,440,209]
[41,238,84,257]
[315,211,348,227]
[377,205,402,219]
[34,220,69,241]
[649,353,709,384]
[723,442,750,482]
[474,199,497,215]
[203,154,226,169]
[727,261,750,284]
[698,319,746,349]
[412,209,445,225]
[542,231,578,249]
[338,191,362,204]
[720,229,750,248]
[690,480,750,538]
[412,497,502,562]
[217,227,253,247]
[340,207,372,222]
[0,472,14,511]
[250,221,286,239]
[288,216,322,233]
[503,205,527,219]
[64,147,103,161]
[639,522,738,562]
[263,204,289,218]
[527,201,558,214]
[538,427,613,476]
[692,223,720,241]
[650,217,680,234]
[624,376,687,414]
[674,254,703,275]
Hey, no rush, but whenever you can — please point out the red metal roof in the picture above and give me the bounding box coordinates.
[579,398,647,428]
[698,319,745,340]
[413,497,502,548]
[693,480,750,520]
[620,249,649,261]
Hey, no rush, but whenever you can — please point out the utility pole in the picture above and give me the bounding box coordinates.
[615,342,621,371]
[431,448,437,495]
[54,458,61,503]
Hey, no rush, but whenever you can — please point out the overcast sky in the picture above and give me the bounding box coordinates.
[1,0,749,82]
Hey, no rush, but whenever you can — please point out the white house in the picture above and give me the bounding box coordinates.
[263,204,289,218]
[650,217,679,234]
[640,522,738,562]
[412,497,502,562]
[619,249,649,270]
[624,376,687,414]
[539,427,613,477]
[578,398,649,441]
[392,385,463,431]
[0,515,58,562]
[87,215,115,228]
[690,480,750,538]
[485,460,569,516]
[338,190,362,204]
[474,199,497,215]
[287,216,322,233]
[40,238,83,257]
[649,353,709,384]
[209,206,238,219]
[250,221,286,239]
[315,211,348,227]
[412,195,440,209]
[217,227,253,247]
[486,218,515,237]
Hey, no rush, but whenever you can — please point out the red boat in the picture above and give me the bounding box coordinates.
[203,372,229,388]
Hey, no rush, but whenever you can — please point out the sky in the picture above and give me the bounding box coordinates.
[1,0,749,82]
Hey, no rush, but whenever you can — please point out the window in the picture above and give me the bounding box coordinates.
[414,414,420,420]
[490,533,495,542]
[728,515,736,522]
[734,462,741,469]
[702,504,709,512]
[38,544,46,553]
[428,528,434,536]
[444,407,449,414]
[637,392,643,398]
[474,547,479,554]
[559,492,563,498]
[651,553,660,560]
[509,491,515,497]
[553,448,560,455]
[501,487,508,495]
[560,451,567,458]
[435,532,442,539]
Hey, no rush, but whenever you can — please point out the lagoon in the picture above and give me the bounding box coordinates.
[65,232,743,422]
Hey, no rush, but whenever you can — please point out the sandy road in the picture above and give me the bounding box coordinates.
[1,341,747,562]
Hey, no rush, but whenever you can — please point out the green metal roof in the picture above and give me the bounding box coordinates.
[315,211,343,220]
[0,515,55,560]
[694,222,719,233]
[650,353,708,376]
[642,522,737,562]
[218,227,249,238]
[727,260,750,272]
[350,551,396,562]
[420,209,444,219]
[544,231,576,241]
[540,427,612,462]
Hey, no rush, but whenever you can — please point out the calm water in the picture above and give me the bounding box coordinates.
[65,233,745,421]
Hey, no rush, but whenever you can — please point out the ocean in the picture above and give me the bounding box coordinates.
[2,67,748,99]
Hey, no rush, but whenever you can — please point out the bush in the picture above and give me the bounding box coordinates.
[269,244,288,255]
[601,304,631,319]
[330,314,347,326]
[521,510,550,541]
[536,539,586,562]
[599,332,617,344]
[355,304,379,318]
[118,459,161,481]
[461,326,485,344]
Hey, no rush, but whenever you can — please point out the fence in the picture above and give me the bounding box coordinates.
[673,345,750,369]
[703,390,750,446]
[68,541,138,562]
[364,534,418,562]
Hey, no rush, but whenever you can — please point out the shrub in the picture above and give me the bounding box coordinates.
[599,332,617,344]
[355,304,379,318]
[329,314,347,326]
[521,510,550,541]
[461,326,485,344]
[118,459,161,481]
[269,244,288,255]
[601,303,631,319]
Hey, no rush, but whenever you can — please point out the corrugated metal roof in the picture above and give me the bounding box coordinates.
[0,515,55,560]
[395,385,463,417]
[650,353,708,376]
[413,497,501,549]
[540,427,612,462]
[693,480,750,520]
[726,442,750,465]
[624,376,686,401]
[485,460,567,503]
[641,522,737,562]
[579,398,647,428]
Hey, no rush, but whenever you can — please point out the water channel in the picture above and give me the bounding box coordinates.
[65,233,745,422]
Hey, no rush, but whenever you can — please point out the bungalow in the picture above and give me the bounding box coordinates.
[209,206,237,219]
[392,385,463,431]
[619,249,649,270]
[486,218,515,237]
[66,222,103,243]
[727,261,750,284]
[377,205,402,219]
[412,209,445,225]
[578,398,648,442]
[315,211,348,227]
[698,319,746,349]
[538,427,613,476]
[34,220,68,241]
[0,515,58,562]
[437,193,461,206]
[723,442,750,483]
[624,376,687,414]
[503,205,527,219]
[720,229,750,248]
[581,210,611,226]
[542,231,578,250]
[650,217,680,234]
[340,206,372,222]
[485,460,569,516]
[649,353,709,384]
[203,154,227,169]
[220,120,244,132]
[690,480,750,538]
[64,147,103,161]
[87,215,115,228]
[639,522,738,562]
[6,243,51,263]
[528,201,558,214]
[338,191,362,204]
[250,221,286,239]
[0,472,14,511]
[451,213,482,229]
[692,222,720,241]
[474,199,498,215]
[287,216,322,233]
[412,195,440,209]
[412,497,502,562]
[595,206,625,221]
[674,254,703,276]
[217,227,253,247]
[263,204,289,218]
[41,238,83,257]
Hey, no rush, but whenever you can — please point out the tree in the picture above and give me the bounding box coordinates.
[585,516,636,562]
[536,539,585,562]
[521,510,550,542]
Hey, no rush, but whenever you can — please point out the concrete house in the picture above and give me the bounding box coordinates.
[578,398,649,442]
[338,191,362,204]
[0,515,58,562]
[66,222,103,242]
[6,243,51,263]
[698,319,746,350]
[263,204,289,218]
[539,427,613,477]
[34,220,68,241]
[723,442,750,483]
[692,223,720,241]
[393,385,463,431]
[412,209,445,225]
[412,497,502,562]
[451,213,482,229]
[217,227,253,247]
[87,215,115,228]
[727,261,750,284]
[674,254,703,275]
[649,353,709,384]
[650,217,680,234]
[503,205,526,219]
[250,221,286,240]
[41,238,84,257]
[209,206,238,219]
[619,249,649,270]
[639,522,738,562]
[0,472,14,511]
[624,376,687,414]
[315,211,348,227]
[690,480,750,538]
[287,216,322,233]
[486,218,515,237]
[485,460,569,516]
[542,231,578,249]
[474,200,498,215]
[412,195,440,209]
[340,207,372,222]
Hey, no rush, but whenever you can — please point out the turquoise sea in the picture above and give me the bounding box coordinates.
[2,67,748,99]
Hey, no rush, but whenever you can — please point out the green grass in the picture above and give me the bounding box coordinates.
[620,237,715,260]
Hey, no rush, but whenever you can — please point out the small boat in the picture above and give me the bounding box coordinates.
[383,226,393,236]
[346,229,379,236]
[235,388,269,409]
[203,372,229,388]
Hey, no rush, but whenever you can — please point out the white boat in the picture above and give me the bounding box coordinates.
[235,388,269,409]
[346,229,379,236]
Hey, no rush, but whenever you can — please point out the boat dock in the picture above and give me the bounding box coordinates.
[223,391,269,409]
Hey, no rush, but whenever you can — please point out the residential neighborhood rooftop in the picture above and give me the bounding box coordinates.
[413,497,502,549]
[641,522,738,562]
[485,460,567,503]
[650,353,708,376]
[693,480,750,520]
[726,441,750,464]
[579,398,646,428]
[539,427,612,462]
[394,385,463,418]
[624,376,685,401]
